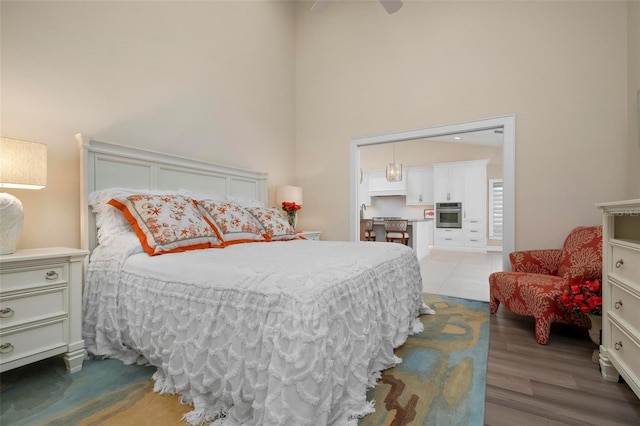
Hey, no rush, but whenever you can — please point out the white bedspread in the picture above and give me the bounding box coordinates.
[82,238,423,425]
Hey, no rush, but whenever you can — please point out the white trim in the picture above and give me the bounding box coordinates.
[349,115,515,271]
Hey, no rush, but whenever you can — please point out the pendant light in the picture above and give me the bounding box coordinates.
[386,143,403,182]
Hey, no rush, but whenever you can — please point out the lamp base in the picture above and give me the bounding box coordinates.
[0,192,24,255]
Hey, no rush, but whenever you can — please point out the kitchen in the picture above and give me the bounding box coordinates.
[358,136,504,260]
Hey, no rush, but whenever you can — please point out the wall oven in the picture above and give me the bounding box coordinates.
[436,202,462,229]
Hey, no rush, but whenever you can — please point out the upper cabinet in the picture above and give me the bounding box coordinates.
[406,166,434,205]
[433,164,464,202]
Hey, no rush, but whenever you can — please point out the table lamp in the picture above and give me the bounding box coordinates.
[0,137,47,255]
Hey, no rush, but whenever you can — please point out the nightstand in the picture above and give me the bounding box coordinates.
[0,247,89,373]
[299,231,322,241]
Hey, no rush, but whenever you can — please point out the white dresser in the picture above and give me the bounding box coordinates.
[596,199,640,399]
[0,247,88,373]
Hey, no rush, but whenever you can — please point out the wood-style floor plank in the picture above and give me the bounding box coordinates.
[485,308,640,426]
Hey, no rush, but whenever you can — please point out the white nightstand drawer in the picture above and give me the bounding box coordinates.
[0,264,67,293]
[0,320,68,365]
[0,287,67,329]
[610,244,640,286]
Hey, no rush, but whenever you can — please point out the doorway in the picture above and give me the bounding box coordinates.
[349,115,515,271]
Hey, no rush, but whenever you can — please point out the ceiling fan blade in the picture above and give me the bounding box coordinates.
[379,0,403,14]
[311,0,332,12]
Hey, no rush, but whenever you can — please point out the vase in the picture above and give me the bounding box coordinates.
[286,211,297,229]
[587,314,602,346]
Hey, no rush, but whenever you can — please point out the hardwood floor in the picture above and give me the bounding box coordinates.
[485,308,640,426]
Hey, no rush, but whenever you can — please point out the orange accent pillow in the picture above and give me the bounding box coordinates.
[108,194,223,255]
[245,207,300,241]
[197,200,267,244]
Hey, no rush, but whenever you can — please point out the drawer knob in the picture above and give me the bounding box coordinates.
[615,300,623,309]
[0,308,14,318]
[614,341,623,351]
[46,271,59,280]
[0,343,14,354]
[615,259,624,269]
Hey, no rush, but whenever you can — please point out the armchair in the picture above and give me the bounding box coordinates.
[489,226,602,344]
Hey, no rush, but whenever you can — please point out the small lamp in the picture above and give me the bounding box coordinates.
[0,137,47,255]
[386,143,403,182]
[276,185,303,228]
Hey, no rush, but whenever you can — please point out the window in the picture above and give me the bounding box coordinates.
[489,179,503,240]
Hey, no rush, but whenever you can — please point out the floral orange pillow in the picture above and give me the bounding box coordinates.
[197,200,267,244]
[108,194,223,255]
[245,207,300,241]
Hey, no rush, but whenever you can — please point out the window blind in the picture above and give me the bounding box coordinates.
[489,179,503,240]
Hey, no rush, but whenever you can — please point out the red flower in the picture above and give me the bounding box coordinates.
[282,201,301,212]
[561,279,602,316]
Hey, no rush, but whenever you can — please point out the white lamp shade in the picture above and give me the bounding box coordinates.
[276,185,303,206]
[0,137,47,189]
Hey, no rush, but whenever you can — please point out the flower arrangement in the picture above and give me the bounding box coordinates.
[561,279,602,315]
[281,201,301,227]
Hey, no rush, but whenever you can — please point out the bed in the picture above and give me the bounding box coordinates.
[78,135,425,425]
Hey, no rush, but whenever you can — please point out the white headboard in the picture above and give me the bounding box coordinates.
[77,134,268,252]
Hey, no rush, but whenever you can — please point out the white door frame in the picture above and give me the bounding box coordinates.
[349,115,515,271]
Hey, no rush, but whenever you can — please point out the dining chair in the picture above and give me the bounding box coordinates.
[384,219,409,245]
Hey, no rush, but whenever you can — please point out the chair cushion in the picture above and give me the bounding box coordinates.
[557,226,602,281]
[386,232,408,238]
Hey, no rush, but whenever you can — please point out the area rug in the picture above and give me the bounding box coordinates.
[0,294,489,426]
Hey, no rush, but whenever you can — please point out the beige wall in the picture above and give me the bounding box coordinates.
[296,1,630,249]
[1,1,637,252]
[628,1,640,198]
[1,1,296,249]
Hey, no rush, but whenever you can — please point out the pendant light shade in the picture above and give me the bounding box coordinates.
[386,143,403,182]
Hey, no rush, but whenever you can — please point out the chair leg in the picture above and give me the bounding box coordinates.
[489,296,500,314]
[534,317,551,345]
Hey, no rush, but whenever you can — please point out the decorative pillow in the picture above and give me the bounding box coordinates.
[89,188,184,245]
[245,207,300,241]
[108,194,223,255]
[197,200,267,244]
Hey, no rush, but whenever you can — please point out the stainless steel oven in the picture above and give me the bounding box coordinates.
[436,202,462,229]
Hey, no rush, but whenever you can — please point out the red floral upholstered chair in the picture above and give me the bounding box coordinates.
[488,226,602,344]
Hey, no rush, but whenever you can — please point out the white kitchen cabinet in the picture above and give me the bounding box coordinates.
[406,166,434,206]
[433,165,463,203]
[433,160,490,252]
[463,161,489,248]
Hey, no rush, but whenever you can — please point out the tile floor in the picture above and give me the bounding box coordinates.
[419,249,503,302]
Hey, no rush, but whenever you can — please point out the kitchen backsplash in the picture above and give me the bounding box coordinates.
[363,196,434,220]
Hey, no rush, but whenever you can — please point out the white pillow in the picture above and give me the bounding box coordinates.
[177,189,225,202]
[224,196,265,208]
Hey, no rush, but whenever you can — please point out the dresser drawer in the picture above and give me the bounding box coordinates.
[0,320,68,365]
[435,228,462,246]
[464,237,486,248]
[0,264,67,293]
[609,323,640,384]
[0,287,67,329]
[610,244,640,286]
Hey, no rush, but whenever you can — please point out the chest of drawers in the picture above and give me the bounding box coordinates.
[596,200,640,400]
[0,247,88,373]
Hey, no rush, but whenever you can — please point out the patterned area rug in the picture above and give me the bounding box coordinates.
[0,294,489,426]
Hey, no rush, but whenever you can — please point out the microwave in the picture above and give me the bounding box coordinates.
[436,202,462,229]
